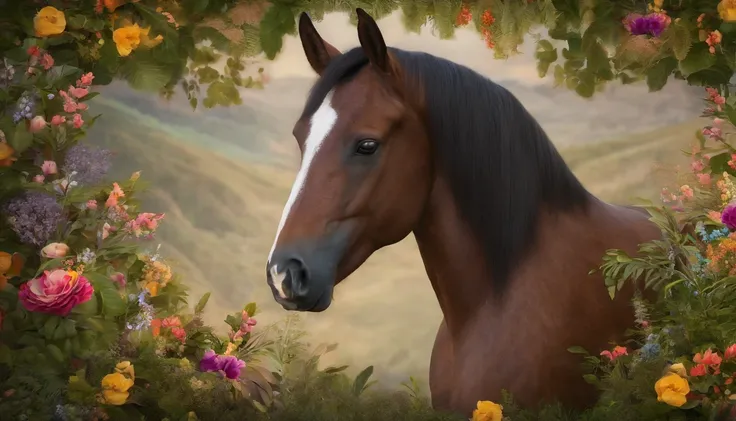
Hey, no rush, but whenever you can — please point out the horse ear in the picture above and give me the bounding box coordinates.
[299,12,341,75]
[356,8,390,73]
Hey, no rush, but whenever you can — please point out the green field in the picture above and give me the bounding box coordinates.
[86,92,702,387]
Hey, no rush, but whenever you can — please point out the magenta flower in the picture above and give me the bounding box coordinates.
[623,13,670,37]
[18,269,94,316]
[722,203,736,230]
[199,350,246,380]
[199,350,220,372]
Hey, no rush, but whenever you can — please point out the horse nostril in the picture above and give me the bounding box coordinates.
[285,258,309,296]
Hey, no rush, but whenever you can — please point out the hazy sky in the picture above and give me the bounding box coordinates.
[268,10,545,82]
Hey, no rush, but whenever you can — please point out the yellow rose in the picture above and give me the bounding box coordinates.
[719,0,736,22]
[34,6,67,37]
[472,400,503,421]
[115,361,135,379]
[113,24,142,57]
[667,363,688,378]
[655,373,690,407]
[100,372,134,405]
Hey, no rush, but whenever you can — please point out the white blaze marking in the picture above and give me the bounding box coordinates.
[270,265,287,299]
[267,91,338,281]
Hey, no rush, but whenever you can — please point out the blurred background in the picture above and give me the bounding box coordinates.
[86,7,703,388]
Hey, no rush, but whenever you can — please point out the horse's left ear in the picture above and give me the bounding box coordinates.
[356,8,390,73]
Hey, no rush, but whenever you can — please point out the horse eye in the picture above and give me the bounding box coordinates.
[355,139,379,155]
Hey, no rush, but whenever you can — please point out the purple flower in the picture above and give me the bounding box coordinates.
[3,192,63,246]
[623,13,670,37]
[62,144,113,185]
[199,350,220,372]
[722,203,736,230]
[219,355,246,379]
[199,350,246,379]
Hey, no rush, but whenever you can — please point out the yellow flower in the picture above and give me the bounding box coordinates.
[472,400,503,421]
[115,361,135,379]
[655,373,690,407]
[140,26,164,48]
[34,6,66,37]
[145,281,159,296]
[100,372,134,406]
[113,24,142,57]
[719,0,736,22]
[667,363,688,378]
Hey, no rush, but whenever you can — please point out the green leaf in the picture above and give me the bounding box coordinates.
[567,346,589,355]
[11,122,33,153]
[43,316,60,340]
[86,272,126,317]
[243,302,257,317]
[195,292,210,314]
[259,4,296,60]
[46,65,81,86]
[46,343,65,362]
[678,46,716,76]
[646,57,677,92]
[120,55,174,92]
[582,374,599,384]
[669,20,692,61]
[351,365,374,396]
[709,152,733,175]
[323,365,349,374]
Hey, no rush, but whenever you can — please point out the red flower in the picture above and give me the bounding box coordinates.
[455,4,472,26]
[725,344,736,360]
[690,364,708,377]
[27,46,41,57]
[481,10,495,26]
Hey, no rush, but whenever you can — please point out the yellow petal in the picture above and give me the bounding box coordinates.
[659,390,687,407]
[0,143,13,161]
[0,252,11,274]
[34,6,66,37]
[101,389,129,405]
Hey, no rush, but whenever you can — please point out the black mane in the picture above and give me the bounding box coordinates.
[303,47,591,294]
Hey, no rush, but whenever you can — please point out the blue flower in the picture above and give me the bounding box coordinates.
[640,343,661,360]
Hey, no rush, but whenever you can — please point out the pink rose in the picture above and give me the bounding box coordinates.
[41,242,70,258]
[29,116,47,133]
[51,115,66,126]
[18,269,94,316]
[40,53,54,70]
[68,86,89,99]
[110,272,126,288]
[86,200,98,210]
[77,72,94,87]
[72,114,84,129]
[101,222,115,239]
[41,160,57,175]
[33,174,45,183]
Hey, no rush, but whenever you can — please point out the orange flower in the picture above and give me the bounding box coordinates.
[706,239,736,276]
[150,318,161,337]
[0,142,16,167]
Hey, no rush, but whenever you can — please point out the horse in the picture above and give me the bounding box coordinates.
[265,8,661,416]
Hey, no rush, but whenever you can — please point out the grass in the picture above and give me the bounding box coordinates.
[86,94,703,391]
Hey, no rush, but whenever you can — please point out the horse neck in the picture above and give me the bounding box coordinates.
[412,175,603,338]
[412,176,495,336]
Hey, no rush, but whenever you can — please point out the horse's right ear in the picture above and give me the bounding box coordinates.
[299,12,341,75]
